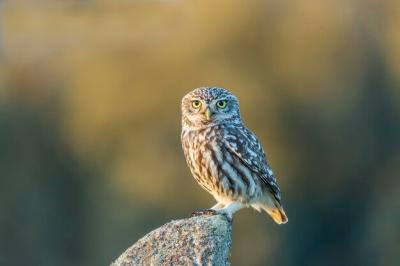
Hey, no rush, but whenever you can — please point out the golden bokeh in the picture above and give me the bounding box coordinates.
[1,1,399,265]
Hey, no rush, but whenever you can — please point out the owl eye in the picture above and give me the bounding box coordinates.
[191,100,202,109]
[216,100,227,109]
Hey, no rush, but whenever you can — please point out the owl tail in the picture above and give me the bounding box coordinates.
[252,202,288,224]
[264,206,288,224]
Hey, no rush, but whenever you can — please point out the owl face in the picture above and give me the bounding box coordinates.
[181,87,241,129]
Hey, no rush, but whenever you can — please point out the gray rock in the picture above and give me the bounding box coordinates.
[111,214,232,266]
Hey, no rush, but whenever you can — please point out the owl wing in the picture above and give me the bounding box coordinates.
[222,125,282,203]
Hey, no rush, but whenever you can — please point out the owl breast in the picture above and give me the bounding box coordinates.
[181,126,260,204]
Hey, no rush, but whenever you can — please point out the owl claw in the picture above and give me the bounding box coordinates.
[190,209,218,217]
[190,209,232,222]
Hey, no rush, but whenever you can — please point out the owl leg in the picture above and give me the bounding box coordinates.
[216,201,246,219]
[211,202,225,209]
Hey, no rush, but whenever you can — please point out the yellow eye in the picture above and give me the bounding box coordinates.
[191,100,201,109]
[216,100,227,109]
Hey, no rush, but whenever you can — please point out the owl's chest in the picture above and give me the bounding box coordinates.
[182,127,218,155]
[182,129,221,182]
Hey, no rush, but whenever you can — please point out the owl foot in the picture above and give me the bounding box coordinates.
[190,209,233,222]
[191,209,218,217]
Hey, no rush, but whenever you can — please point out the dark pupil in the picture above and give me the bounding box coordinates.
[218,101,225,107]
[193,101,199,106]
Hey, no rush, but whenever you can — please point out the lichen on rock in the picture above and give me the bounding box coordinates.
[111,214,232,266]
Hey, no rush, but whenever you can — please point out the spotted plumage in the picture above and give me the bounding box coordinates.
[181,87,288,224]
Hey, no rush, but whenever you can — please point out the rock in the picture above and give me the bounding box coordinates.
[111,214,232,266]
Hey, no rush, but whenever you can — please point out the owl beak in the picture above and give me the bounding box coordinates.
[205,108,212,121]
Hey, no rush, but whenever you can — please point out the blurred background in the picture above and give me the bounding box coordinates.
[1,0,399,265]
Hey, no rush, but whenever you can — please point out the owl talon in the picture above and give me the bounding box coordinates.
[191,209,218,217]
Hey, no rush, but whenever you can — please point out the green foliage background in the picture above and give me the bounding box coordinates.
[1,1,399,265]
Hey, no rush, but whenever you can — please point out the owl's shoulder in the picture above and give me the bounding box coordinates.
[220,124,259,144]
[219,123,269,170]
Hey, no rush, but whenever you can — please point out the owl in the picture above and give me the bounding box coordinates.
[181,87,288,224]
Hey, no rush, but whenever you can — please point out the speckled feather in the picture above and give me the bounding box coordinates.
[222,124,282,203]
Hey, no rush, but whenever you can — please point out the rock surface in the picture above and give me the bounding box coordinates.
[111,214,232,266]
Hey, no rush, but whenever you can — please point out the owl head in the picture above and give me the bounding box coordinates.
[181,87,242,129]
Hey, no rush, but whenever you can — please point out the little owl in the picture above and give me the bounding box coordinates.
[181,87,288,224]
